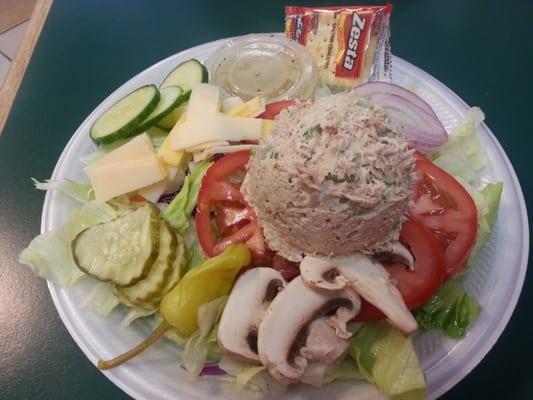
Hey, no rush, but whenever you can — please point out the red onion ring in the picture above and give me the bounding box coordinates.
[353,82,435,116]
[353,82,448,152]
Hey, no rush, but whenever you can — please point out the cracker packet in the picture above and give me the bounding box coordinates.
[285,4,393,88]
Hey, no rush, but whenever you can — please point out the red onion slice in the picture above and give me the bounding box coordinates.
[369,93,447,151]
[353,82,448,152]
[199,363,227,376]
[353,82,435,116]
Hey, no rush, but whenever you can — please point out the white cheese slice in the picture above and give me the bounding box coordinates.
[89,133,155,168]
[85,155,167,202]
[171,115,262,151]
[193,144,258,162]
[186,83,220,120]
[185,140,229,154]
[137,165,181,203]
[221,96,244,113]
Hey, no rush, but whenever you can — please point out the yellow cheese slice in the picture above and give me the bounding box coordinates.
[187,83,220,120]
[171,115,262,151]
[89,133,155,168]
[85,155,167,202]
[221,96,244,113]
[227,96,265,118]
[156,113,188,167]
[261,119,274,138]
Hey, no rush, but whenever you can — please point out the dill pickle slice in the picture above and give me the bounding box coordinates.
[118,221,177,305]
[72,204,160,286]
[143,234,187,309]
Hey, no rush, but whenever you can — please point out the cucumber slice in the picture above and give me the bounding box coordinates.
[160,59,208,91]
[72,204,160,286]
[90,85,160,145]
[130,86,185,134]
[157,101,188,130]
[118,221,177,305]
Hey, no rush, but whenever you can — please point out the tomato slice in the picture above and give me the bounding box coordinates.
[356,216,446,322]
[258,100,296,120]
[195,150,274,266]
[411,152,478,278]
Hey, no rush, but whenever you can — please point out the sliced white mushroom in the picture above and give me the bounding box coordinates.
[373,241,415,270]
[300,317,350,364]
[300,254,418,336]
[257,276,360,384]
[300,362,330,386]
[218,268,286,363]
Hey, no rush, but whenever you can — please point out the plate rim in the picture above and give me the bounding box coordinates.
[41,34,529,400]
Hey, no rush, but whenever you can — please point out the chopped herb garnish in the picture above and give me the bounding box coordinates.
[326,172,357,184]
[349,204,363,216]
[303,124,322,140]
[384,170,396,185]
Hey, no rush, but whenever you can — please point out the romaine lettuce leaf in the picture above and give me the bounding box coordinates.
[162,160,211,233]
[414,280,481,339]
[348,322,427,399]
[466,182,503,266]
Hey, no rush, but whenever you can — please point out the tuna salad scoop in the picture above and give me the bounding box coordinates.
[241,92,415,261]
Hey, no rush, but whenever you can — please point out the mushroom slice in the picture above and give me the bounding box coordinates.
[373,241,415,270]
[217,268,285,363]
[257,276,360,384]
[300,317,350,364]
[300,254,418,335]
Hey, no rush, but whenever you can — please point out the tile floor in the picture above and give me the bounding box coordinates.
[0,21,29,87]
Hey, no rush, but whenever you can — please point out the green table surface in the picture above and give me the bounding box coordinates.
[1,0,531,399]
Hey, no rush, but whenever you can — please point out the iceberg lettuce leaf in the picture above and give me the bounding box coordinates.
[81,282,120,316]
[19,200,117,285]
[32,178,94,203]
[182,296,227,376]
[348,322,426,399]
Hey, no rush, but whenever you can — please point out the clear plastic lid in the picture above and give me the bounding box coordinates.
[207,34,318,101]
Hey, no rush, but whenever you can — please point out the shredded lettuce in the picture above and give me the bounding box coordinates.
[301,357,362,387]
[182,296,227,376]
[323,357,362,383]
[181,220,206,270]
[414,280,481,339]
[348,322,427,400]
[19,200,117,285]
[186,243,206,271]
[32,178,94,203]
[162,160,211,233]
[122,307,156,326]
[81,282,120,316]
[218,356,287,393]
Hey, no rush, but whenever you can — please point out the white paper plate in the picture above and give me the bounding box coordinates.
[42,35,529,400]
